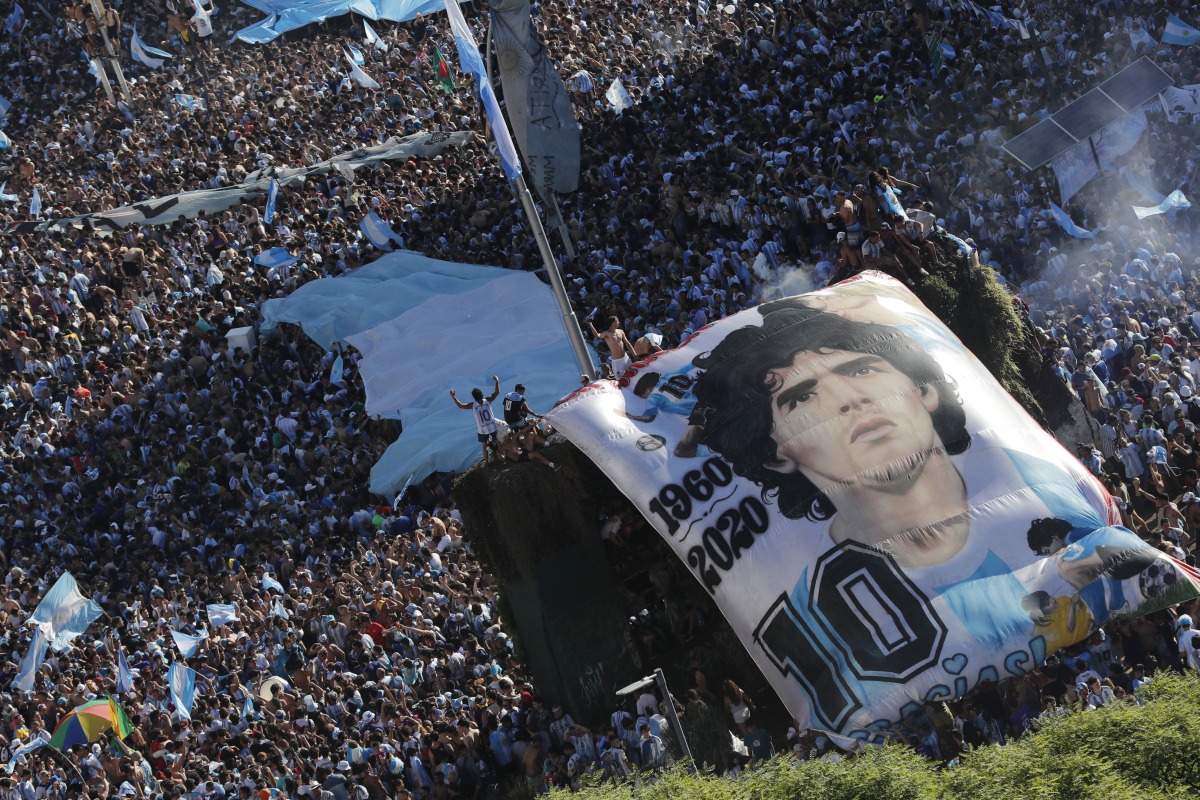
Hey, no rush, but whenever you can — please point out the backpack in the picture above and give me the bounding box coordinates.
[1186,398,1200,427]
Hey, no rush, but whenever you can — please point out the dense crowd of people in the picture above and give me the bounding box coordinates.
[0,0,1197,795]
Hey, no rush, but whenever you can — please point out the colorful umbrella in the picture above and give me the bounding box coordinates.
[48,697,133,750]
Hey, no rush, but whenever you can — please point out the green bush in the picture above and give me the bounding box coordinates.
[558,672,1200,800]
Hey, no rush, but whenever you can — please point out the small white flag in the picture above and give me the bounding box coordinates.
[345,53,381,89]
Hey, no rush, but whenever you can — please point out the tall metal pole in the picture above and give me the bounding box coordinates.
[511,172,594,378]
[486,14,595,380]
[654,668,696,772]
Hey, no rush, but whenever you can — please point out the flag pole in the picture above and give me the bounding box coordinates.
[484,15,595,380]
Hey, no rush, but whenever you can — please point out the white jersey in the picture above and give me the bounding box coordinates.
[473,401,499,435]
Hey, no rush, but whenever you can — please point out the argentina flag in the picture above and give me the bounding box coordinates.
[13,627,48,692]
[170,629,209,658]
[261,250,582,494]
[359,210,402,251]
[116,641,134,694]
[1163,14,1200,46]
[168,663,197,719]
[263,572,285,593]
[27,572,103,651]
[443,0,522,180]
[206,604,238,628]
[254,246,300,270]
[264,178,278,224]
[1045,200,1094,239]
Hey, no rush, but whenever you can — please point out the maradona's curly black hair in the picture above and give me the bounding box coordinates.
[691,298,970,520]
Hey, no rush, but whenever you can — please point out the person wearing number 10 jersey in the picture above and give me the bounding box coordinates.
[450,375,502,466]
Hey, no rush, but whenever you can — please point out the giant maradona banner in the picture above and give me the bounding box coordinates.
[547,273,1200,740]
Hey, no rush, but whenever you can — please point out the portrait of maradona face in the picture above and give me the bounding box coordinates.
[690,291,972,568]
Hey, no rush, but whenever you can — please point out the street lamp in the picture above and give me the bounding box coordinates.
[616,669,696,773]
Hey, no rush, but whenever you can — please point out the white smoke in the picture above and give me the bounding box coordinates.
[752,253,819,302]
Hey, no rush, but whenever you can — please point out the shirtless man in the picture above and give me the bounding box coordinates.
[633,331,664,358]
[833,189,863,248]
[588,315,636,376]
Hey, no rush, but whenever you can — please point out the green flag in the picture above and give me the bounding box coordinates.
[433,45,454,93]
[927,34,944,74]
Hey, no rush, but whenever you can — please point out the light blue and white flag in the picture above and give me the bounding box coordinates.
[28,187,40,218]
[264,177,278,224]
[330,353,346,388]
[263,572,285,594]
[167,663,197,720]
[254,246,300,270]
[174,94,206,111]
[4,3,24,36]
[116,641,134,694]
[443,0,521,179]
[346,53,381,88]
[27,572,103,651]
[236,14,280,44]
[170,629,209,658]
[242,693,256,720]
[1121,166,1166,205]
[838,121,855,151]
[0,131,9,150]
[205,603,240,627]
[131,27,173,68]
[13,627,48,692]
[0,96,10,120]
[359,209,401,250]
[1163,14,1200,46]
[4,739,44,773]
[1132,189,1192,220]
[262,252,583,493]
[364,19,387,50]
[1130,26,1156,52]
[348,42,366,65]
[606,78,632,113]
[879,183,910,221]
[1045,200,1094,238]
[488,0,580,193]
[939,41,956,59]
[568,70,594,93]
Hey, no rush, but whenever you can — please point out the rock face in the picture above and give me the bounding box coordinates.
[454,254,1084,726]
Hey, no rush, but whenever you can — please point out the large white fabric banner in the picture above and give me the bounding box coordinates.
[547,273,1200,741]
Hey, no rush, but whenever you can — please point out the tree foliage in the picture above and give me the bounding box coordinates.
[558,672,1200,800]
